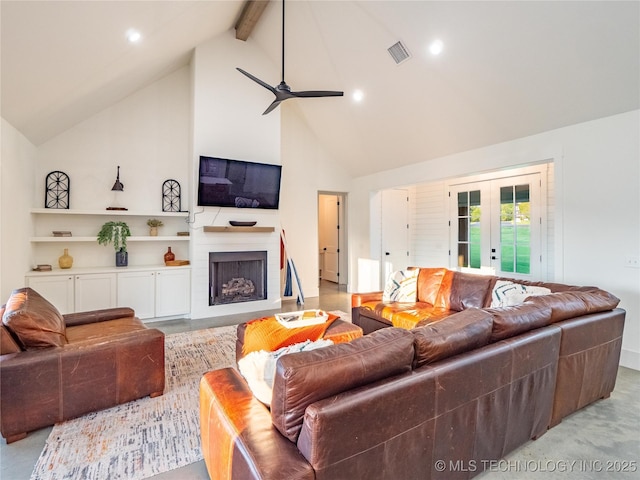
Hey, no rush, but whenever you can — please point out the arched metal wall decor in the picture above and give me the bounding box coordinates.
[162,179,182,212]
[45,171,70,209]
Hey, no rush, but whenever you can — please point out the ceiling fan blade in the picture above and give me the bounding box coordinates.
[236,68,276,93]
[292,90,344,98]
[263,99,284,115]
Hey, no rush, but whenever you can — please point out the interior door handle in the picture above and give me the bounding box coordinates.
[385,252,390,256]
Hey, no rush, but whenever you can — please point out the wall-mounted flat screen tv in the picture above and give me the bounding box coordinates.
[197,156,282,209]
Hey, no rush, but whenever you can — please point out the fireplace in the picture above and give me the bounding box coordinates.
[209,251,267,305]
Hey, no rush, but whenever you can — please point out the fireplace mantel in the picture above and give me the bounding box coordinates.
[203,226,275,233]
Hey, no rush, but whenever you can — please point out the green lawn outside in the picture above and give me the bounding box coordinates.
[469,223,530,273]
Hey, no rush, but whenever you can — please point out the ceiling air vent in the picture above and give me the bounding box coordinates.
[387,41,411,65]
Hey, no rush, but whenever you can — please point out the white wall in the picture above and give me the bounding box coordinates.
[32,67,192,268]
[349,110,640,370]
[1,119,37,301]
[280,103,353,299]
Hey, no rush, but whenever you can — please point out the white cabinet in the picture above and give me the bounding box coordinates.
[26,266,190,320]
[74,273,116,312]
[26,274,74,314]
[155,268,191,317]
[117,270,156,319]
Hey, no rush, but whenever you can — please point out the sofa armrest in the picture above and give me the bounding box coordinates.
[351,291,383,308]
[200,368,314,480]
[63,307,136,327]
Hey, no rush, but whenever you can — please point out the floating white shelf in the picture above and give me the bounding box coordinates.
[31,208,188,217]
[30,236,189,243]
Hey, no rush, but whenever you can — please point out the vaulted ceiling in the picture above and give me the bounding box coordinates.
[2,1,638,176]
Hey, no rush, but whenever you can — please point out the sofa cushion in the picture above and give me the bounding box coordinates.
[416,267,448,304]
[526,289,620,323]
[2,288,67,349]
[412,308,493,367]
[448,271,496,311]
[382,268,419,302]
[488,302,553,342]
[271,327,415,442]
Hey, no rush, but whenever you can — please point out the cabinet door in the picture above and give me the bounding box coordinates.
[117,271,155,319]
[155,268,190,317]
[26,275,74,314]
[74,273,117,312]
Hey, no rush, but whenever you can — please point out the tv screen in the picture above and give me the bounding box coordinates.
[197,156,282,209]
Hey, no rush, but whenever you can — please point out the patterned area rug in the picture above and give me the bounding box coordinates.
[30,325,237,480]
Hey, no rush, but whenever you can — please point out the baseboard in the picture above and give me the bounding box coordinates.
[619,348,640,371]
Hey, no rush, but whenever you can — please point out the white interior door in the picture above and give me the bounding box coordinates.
[319,194,339,283]
[381,189,410,281]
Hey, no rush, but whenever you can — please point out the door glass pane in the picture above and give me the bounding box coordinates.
[500,184,530,274]
[457,190,481,268]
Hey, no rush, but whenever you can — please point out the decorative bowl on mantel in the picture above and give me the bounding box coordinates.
[229,221,257,227]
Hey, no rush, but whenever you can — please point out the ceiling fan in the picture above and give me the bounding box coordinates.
[237,0,343,115]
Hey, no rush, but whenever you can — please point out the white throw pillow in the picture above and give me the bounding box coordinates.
[491,280,551,308]
[238,339,334,406]
[382,268,419,302]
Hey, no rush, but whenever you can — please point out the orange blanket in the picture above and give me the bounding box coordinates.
[242,314,338,356]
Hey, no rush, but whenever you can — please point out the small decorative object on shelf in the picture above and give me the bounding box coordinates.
[33,264,52,272]
[107,166,128,211]
[147,218,163,236]
[58,248,73,269]
[97,221,131,267]
[162,179,182,212]
[164,247,175,264]
[52,231,72,237]
[45,171,70,209]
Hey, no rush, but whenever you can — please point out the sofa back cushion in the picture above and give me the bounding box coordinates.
[412,308,493,368]
[416,267,448,304]
[271,327,415,442]
[488,302,553,342]
[448,271,496,311]
[525,289,619,323]
[2,288,67,349]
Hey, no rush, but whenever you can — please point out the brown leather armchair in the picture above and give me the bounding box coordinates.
[0,287,165,443]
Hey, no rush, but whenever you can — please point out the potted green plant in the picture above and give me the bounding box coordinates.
[97,221,131,267]
[147,218,163,236]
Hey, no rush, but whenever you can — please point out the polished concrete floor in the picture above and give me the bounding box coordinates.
[2,281,638,480]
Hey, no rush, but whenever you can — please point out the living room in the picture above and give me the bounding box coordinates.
[1,1,639,479]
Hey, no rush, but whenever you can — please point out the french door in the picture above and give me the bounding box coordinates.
[450,173,543,279]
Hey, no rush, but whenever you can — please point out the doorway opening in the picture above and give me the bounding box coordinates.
[318,192,348,293]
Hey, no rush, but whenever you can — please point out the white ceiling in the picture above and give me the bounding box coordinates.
[2,1,638,177]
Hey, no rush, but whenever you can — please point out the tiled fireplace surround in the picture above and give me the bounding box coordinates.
[190,227,282,319]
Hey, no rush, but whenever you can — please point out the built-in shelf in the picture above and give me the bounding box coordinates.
[203,226,275,233]
[30,236,189,243]
[31,208,188,217]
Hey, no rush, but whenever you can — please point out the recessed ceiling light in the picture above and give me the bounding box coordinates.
[429,39,444,56]
[126,29,142,44]
[352,89,364,102]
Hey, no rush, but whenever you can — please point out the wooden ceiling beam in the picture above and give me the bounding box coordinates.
[235,0,270,41]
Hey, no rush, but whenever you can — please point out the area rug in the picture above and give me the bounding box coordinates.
[30,325,237,480]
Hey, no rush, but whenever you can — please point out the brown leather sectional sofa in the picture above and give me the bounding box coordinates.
[0,287,165,443]
[199,268,625,480]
